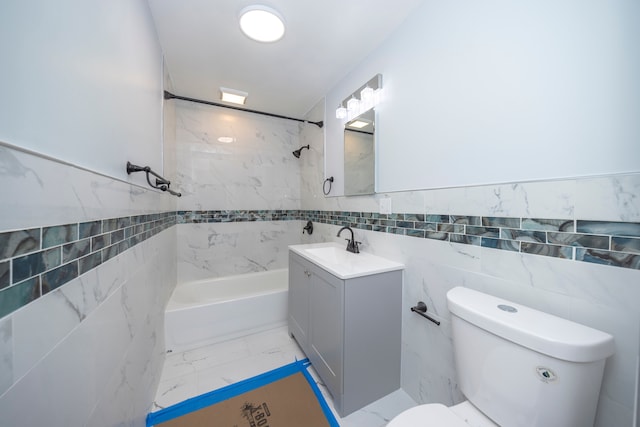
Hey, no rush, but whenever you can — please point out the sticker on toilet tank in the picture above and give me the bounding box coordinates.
[536,366,557,383]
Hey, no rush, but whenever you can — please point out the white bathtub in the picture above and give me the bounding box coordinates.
[164,269,289,353]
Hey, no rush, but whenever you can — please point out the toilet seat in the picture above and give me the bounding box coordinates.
[387,403,470,427]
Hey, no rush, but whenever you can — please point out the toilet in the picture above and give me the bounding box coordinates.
[389,287,615,427]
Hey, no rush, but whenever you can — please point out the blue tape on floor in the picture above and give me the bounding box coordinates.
[146,358,340,427]
[300,360,341,427]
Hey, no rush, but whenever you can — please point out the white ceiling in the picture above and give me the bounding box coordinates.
[147,0,426,118]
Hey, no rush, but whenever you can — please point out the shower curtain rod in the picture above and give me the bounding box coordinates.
[163,91,324,128]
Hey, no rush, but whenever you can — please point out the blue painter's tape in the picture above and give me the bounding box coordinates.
[146,358,340,427]
[299,360,341,427]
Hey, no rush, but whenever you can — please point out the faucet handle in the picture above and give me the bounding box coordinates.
[353,241,361,253]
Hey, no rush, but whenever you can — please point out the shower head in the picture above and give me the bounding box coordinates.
[292,145,310,158]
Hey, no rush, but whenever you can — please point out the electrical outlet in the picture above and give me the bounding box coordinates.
[379,198,392,214]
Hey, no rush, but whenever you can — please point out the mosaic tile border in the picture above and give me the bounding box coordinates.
[302,210,640,270]
[1,209,638,320]
[176,210,306,223]
[0,213,176,318]
[176,209,640,270]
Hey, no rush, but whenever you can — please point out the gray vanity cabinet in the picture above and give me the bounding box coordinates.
[288,252,311,348]
[288,251,402,417]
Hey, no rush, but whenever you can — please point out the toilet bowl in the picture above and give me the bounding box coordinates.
[388,401,497,427]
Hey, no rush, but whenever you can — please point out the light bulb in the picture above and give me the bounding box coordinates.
[360,86,374,103]
[373,88,383,105]
[347,97,360,114]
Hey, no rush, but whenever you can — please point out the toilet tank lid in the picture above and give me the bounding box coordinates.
[446,287,615,363]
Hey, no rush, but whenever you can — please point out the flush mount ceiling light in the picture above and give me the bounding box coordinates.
[220,87,248,105]
[239,5,285,43]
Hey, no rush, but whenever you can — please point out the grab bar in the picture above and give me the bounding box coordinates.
[410,301,441,326]
[126,161,182,197]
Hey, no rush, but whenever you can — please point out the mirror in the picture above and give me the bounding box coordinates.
[344,109,375,195]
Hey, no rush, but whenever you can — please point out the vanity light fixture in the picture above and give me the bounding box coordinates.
[239,5,285,43]
[335,74,383,121]
[220,87,248,105]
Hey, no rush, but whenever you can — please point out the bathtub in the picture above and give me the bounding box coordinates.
[164,269,289,353]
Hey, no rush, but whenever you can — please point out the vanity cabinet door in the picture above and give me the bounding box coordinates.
[308,265,344,400]
[288,253,311,352]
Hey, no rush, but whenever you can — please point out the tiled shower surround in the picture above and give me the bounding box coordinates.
[2,209,638,319]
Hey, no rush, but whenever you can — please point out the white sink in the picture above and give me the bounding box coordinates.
[289,242,404,279]
[304,246,349,263]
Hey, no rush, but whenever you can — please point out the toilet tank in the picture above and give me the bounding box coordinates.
[447,287,614,427]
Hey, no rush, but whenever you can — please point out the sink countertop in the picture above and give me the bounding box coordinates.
[289,242,404,279]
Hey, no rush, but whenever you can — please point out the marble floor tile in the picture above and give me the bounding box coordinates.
[152,326,417,426]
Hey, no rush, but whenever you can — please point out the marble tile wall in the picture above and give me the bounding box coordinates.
[0,213,176,318]
[299,185,640,426]
[306,219,639,425]
[176,221,302,283]
[304,210,640,270]
[171,208,639,270]
[0,145,177,426]
[172,102,304,283]
[173,100,302,211]
[5,206,636,319]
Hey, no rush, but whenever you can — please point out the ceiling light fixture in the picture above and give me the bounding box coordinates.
[220,87,248,105]
[239,5,285,43]
[348,120,369,129]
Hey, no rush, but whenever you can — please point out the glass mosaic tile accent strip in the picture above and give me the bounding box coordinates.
[175,210,639,271]
[302,210,639,270]
[1,209,638,320]
[0,212,176,319]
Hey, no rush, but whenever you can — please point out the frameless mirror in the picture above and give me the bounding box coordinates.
[344,109,375,195]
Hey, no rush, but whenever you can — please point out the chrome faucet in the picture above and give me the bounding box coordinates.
[337,226,360,253]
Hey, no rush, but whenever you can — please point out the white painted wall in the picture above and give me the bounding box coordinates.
[0,0,164,179]
[325,0,640,195]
